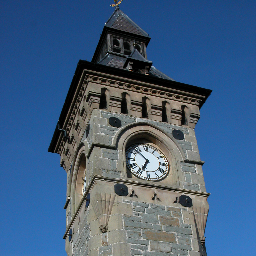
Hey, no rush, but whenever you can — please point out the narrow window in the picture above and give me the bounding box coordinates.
[181,105,188,125]
[99,88,107,109]
[162,101,167,122]
[142,97,148,118]
[121,93,128,114]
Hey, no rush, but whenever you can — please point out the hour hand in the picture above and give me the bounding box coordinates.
[142,159,149,170]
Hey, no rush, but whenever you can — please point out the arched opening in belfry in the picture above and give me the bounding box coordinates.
[113,38,121,53]
[124,41,131,55]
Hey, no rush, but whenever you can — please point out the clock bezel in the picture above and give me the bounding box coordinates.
[126,142,169,181]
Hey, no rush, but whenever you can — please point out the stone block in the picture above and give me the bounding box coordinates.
[133,202,150,208]
[89,249,99,256]
[102,148,119,160]
[181,163,196,173]
[144,231,176,243]
[172,242,192,251]
[127,238,149,245]
[159,216,180,226]
[112,202,133,215]
[142,213,159,224]
[184,173,192,183]
[131,244,147,251]
[152,224,162,231]
[191,173,205,186]
[108,230,127,244]
[178,236,191,246]
[189,252,201,256]
[127,230,142,240]
[131,249,143,255]
[184,184,200,191]
[113,243,131,256]
[89,234,102,250]
[184,135,197,144]
[165,226,192,236]
[191,239,200,252]
[91,220,101,236]
[187,151,200,161]
[108,214,123,231]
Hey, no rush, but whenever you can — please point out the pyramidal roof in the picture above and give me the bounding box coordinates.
[105,7,150,38]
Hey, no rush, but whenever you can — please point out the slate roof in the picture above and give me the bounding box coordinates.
[98,53,174,81]
[105,8,150,38]
[127,49,152,63]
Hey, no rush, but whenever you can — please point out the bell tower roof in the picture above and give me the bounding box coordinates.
[105,7,150,38]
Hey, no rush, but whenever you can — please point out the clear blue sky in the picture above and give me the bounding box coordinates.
[1,1,255,255]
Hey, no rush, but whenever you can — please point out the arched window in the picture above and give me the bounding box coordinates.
[113,38,121,53]
[124,41,131,55]
[71,153,86,215]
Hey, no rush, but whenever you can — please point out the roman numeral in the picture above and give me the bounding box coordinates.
[135,147,141,153]
[137,168,143,175]
[158,167,164,174]
[147,173,150,179]
[129,163,137,168]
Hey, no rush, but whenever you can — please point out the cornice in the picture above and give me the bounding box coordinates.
[49,60,211,154]
[86,70,204,106]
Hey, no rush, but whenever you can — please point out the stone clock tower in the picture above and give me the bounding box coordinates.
[49,7,211,256]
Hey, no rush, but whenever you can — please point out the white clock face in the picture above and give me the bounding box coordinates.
[126,143,169,181]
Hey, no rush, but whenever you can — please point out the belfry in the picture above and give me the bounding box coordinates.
[49,4,211,256]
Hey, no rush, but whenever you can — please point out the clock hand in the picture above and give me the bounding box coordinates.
[135,149,148,161]
[142,159,149,170]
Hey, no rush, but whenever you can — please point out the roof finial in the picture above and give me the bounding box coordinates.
[110,0,123,8]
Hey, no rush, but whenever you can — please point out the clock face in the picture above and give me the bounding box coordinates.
[126,143,169,181]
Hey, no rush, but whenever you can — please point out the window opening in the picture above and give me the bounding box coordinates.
[142,97,148,118]
[121,93,128,114]
[113,38,121,53]
[181,105,188,125]
[124,42,131,55]
[162,102,167,122]
[99,88,107,109]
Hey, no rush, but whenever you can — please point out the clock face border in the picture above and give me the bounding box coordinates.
[126,143,169,181]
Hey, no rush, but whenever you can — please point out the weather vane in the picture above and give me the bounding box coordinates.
[110,0,123,7]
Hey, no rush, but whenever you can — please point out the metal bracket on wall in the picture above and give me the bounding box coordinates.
[129,190,138,198]
[152,192,161,201]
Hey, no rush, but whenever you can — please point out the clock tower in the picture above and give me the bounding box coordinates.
[49,7,211,256]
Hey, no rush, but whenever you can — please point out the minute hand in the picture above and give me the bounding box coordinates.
[135,150,148,161]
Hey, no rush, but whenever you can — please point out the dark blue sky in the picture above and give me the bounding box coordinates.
[1,1,255,255]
